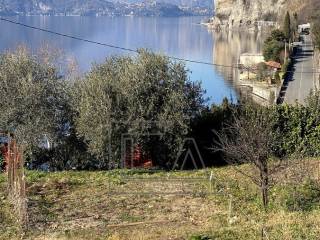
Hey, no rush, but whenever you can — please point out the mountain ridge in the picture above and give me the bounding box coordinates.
[0,0,212,17]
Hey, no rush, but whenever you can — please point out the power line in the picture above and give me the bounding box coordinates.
[0,17,237,69]
[0,17,320,74]
[0,17,138,53]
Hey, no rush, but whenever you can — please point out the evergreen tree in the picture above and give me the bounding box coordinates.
[283,11,291,41]
[292,12,298,40]
[312,11,320,50]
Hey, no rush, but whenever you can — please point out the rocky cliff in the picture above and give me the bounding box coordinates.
[213,0,307,29]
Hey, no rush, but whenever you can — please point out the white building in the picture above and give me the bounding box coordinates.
[239,53,265,67]
[298,23,311,33]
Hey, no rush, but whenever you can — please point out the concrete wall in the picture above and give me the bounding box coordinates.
[238,79,279,105]
[239,54,265,67]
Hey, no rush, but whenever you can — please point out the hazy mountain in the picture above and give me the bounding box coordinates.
[0,0,115,15]
[116,0,212,8]
[0,0,212,16]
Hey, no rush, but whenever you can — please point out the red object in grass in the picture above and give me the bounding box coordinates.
[125,145,153,169]
[143,161,153,169]
[0,144,9,171]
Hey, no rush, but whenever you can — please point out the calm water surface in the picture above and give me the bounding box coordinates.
[0,16,265,103]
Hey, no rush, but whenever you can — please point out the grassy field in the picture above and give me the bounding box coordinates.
[1,159,320,240]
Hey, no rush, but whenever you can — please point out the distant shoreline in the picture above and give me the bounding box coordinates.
[0,14,212,18]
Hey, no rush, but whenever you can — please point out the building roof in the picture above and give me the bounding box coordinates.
[298,23,311,29]
[265,61,281,69]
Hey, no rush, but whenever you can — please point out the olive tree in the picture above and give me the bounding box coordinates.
[73,50,204,169]
[0,47,69,153]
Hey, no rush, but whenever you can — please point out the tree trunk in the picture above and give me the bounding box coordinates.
[261,178,268,210]
[260,166,269,210]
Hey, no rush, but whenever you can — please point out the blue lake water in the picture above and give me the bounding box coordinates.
[0,16,265,103]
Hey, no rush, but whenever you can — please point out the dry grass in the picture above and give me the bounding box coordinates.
[0,159,320,239]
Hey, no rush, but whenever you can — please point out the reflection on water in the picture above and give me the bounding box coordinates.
[0,16,267,104]
[0,16,216,70]
[212,30,271,103]
[212,30,267,84]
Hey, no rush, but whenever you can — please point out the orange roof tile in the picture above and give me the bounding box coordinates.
[265,61,282,69]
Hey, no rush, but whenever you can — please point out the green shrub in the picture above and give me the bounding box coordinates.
[285,180,320,212]
[273,71,281,84]
[256,62,270,81]
[272,91,320,157]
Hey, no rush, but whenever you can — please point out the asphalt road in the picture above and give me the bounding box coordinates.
[283,35,318,105]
